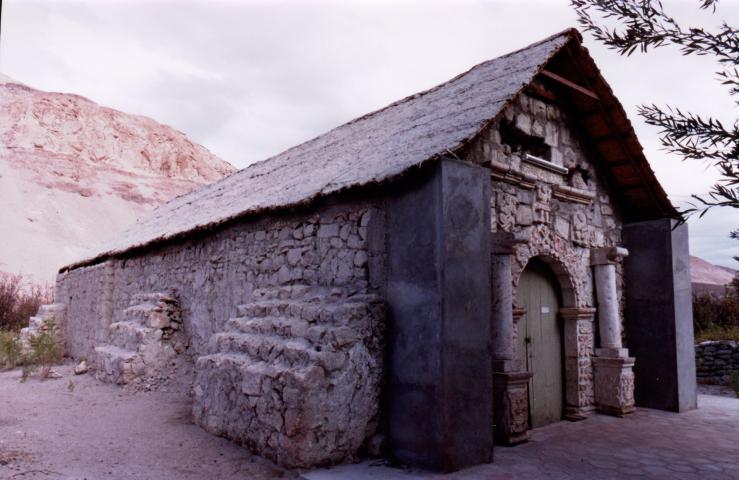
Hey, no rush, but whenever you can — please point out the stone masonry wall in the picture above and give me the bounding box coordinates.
[56,261,112,358]
[57,200,385,360]
[464,90,625,412]
[56,198,388,467]
[696,341,739,385]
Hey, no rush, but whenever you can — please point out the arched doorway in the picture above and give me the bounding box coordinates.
[516,258,564,428]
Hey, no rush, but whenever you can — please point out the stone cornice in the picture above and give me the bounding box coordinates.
[553,185,594,205]
[560,307,597,321]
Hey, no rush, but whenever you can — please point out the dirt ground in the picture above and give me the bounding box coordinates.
[0,361,296,480]
[3,361,737,480]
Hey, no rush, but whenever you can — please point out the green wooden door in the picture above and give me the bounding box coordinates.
[516,261,564,429]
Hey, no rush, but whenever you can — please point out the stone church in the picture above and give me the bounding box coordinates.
[39,29,697,472]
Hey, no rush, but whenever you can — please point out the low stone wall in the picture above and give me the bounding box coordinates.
[695,341,739,385]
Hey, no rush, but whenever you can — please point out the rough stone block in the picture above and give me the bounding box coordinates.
[193,290,385,469]
[593,356,635,416]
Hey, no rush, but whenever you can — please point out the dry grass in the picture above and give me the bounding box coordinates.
[695,325,739,343]
[693,282,739,343]
[0,273,52,332]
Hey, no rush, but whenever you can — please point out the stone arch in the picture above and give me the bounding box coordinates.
[513,249,596,423]
[522,254,577,308]
[513,248,580,309]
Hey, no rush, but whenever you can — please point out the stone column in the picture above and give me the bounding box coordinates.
[491,232,532,445]
[560,307,596,420]
[591,247,635,416]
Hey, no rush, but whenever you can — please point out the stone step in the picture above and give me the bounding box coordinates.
[224,316,325,341]
[36,303,67,319]
[209,332,346,371]
[27,315,45,330]
[108,321,161,351]
[93,345,144,385]
[195,353,322,397]
[236,300,320,322]
[121,304,174,329]
[224,316,362,349]
[236,297,382,326]
[130,292,177,306]
[251,284,314,301]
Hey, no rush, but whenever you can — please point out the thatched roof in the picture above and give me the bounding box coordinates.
[63,28,675,271]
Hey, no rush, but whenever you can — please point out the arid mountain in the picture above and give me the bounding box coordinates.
[0,75,235,282]
[690,256,737,296]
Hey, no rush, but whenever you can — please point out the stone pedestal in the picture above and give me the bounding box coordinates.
[593,356,636,416]
[493,371,532,445]
[560,307,596,421]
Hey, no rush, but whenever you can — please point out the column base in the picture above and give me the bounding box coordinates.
[593,355,636,417]
[595,347,629,358]
[493,371,532,446]
[564,405,594,421]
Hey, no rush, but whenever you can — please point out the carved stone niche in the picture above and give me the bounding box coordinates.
[497,192,517,232]
[533,184,552,224]
[571,210,590,247]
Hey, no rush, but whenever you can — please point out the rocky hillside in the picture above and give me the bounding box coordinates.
[690,256,737,296]
[0,75,235,282]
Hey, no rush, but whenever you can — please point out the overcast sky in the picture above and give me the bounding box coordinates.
[1,0,737,268]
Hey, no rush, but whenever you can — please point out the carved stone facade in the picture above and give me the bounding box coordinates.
[561,307,596,419]
[465,90,632,441]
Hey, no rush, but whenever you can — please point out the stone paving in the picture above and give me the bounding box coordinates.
[304,394,739,480]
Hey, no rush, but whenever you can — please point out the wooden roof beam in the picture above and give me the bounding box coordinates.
[563,43,670,216]
[579,104,618,118]
[524,83,557,103]
[591,133,631,143]
[540,69,600,101]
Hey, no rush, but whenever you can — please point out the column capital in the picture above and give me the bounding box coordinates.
[560,307,596,322]
[590,246,629,266]
[491,231,529,254]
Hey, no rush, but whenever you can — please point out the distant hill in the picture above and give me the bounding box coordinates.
[0,75,235,282]
[690,256,737,297]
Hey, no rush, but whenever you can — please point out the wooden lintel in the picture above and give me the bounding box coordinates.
[540,69,599,101]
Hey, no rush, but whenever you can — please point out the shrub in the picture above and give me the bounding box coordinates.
[27,320,63,379]
[1,319,63,380]
[693,279,739,342]
[0,330,22,369]
[0,273,52,332]
[695,325,739,343]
